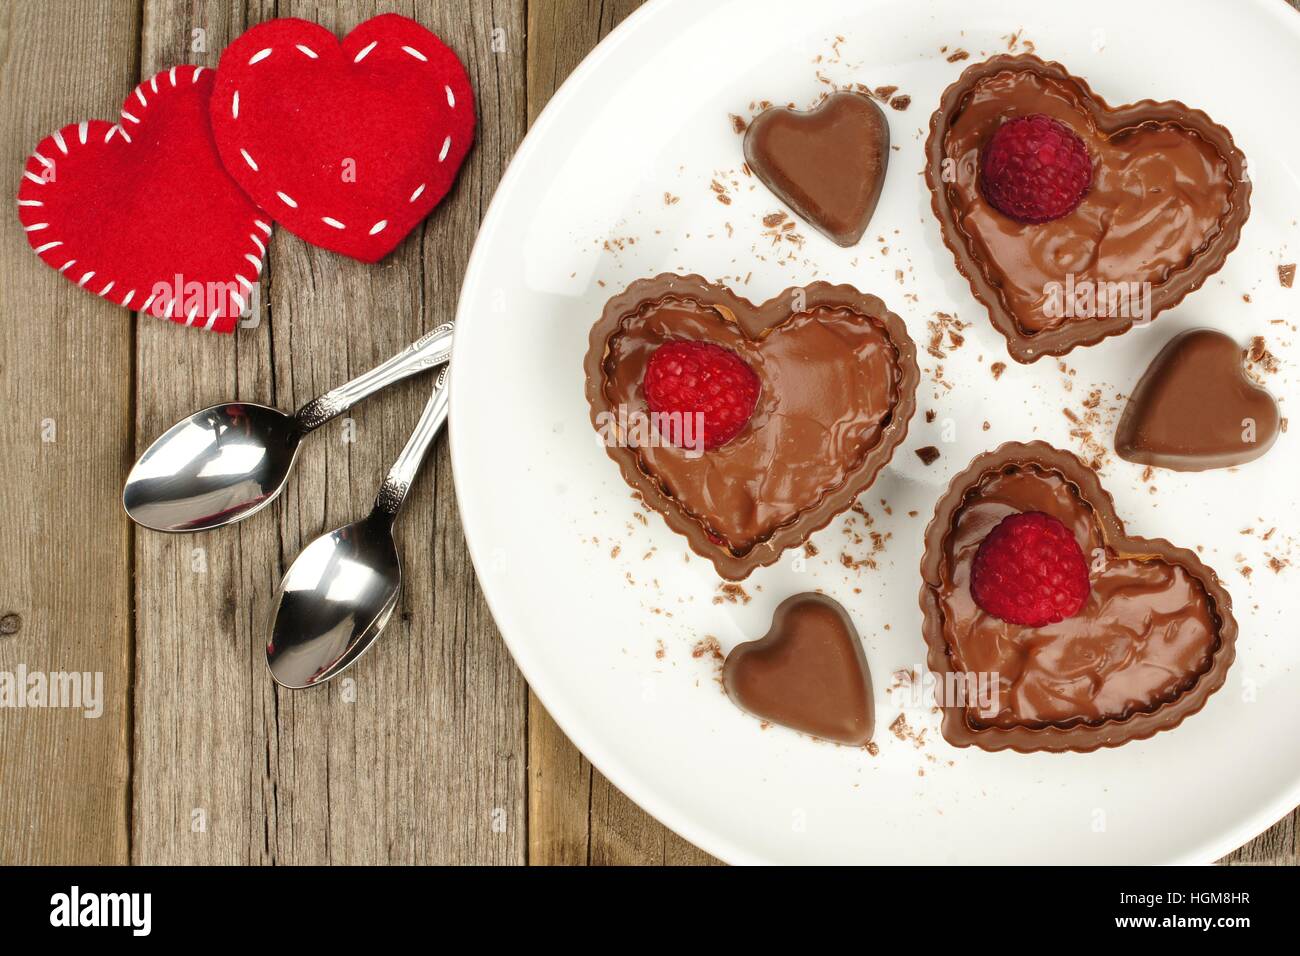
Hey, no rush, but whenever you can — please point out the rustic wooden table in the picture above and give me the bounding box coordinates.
[0,0,1295,866]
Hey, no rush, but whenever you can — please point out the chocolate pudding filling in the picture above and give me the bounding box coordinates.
[925,55,1251,363]
[937,465,1219,730]
[601,297,901,553]
[942,69,1231,335]
[919,442,1237,752]
[585,275,919,580]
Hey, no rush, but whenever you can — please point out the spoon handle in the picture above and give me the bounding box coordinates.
[294,323,454,431]
[375,366,451,516]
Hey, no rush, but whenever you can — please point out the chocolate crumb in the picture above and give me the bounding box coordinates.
[925,409,937,423]
[889,94,911,111]
[729,113,747,134]
[946,49,970,62]
[1280,263,1296,288]
[873,85,898,99]
[1246,336,1280,375]
[692,636,723,661]
[888,713,927,748]
[866,741,879,756]
[804,541,819,558]
[713,583,751,605]
[915,445,941,466]
[990,361,1006,380]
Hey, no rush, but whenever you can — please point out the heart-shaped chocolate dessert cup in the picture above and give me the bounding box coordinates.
[919,441,1237,753]
[744,91,890,247]
[585,274,919,580]
[1116,329,1280,471]
[723,593,875,745]
[925,55,1251,364]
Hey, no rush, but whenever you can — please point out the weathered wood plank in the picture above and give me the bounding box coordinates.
[0,0,138,866]
[131,0,528,864]
[130,0,274,866]
[1224,813,1297,866]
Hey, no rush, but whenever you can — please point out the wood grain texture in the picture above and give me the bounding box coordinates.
[0,0,1296,867]
[129,0,527,864]
[0,0,138,866]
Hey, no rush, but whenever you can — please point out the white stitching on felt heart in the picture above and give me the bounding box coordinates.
[21,64,268,332]
[230,40,458,238]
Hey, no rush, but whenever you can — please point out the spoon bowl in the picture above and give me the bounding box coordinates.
[123,323,453,533]
[266,367,450,688]
[123,403,302,532]
[266,509,401,689]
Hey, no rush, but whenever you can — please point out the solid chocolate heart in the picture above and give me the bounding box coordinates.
[925,55,1251,363]
[919,441,1237,753]
[1116,329,1280,471]
[722,593,874,745]
[585,274,919,580]
[744,91,889,247]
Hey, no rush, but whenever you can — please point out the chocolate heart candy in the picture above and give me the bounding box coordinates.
[722,593,874,745]
[1116,329,1280,471]
[585,274,919,580]
[925,55,1251,363]
[919,441,1237,753]
[744,91,889,247]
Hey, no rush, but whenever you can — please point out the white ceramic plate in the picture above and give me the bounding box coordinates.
[450,0,1300,863]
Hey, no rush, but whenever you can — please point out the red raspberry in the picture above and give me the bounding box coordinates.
[970,511,1091,626]
[979,114,1093,224]
[643,340,760,450]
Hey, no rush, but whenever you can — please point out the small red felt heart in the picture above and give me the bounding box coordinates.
[210,14,475,262]
[17,65,268,333]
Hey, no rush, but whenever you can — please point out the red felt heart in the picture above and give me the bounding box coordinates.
[210,14,475,263]
[17,65,268,333]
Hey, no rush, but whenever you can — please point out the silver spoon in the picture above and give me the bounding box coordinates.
[122,324,453,532]
[265,366,450,689]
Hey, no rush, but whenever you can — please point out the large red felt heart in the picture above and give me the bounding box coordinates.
[210,14,475,262]
[17,65,268,333]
